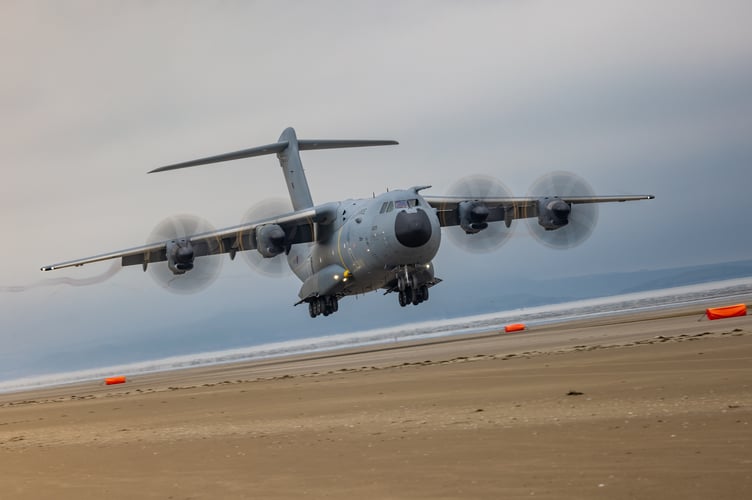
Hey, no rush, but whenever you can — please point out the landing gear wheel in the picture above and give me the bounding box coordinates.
[308,296,340,318]
[324,296,336,316]
[420,285,429,301]
[398,290,407,307]
[404,287,414,304]
[412,287,421,306]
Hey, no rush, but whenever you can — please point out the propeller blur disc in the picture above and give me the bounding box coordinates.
[445,175,514,253]
[526,171,599,249]
[147,214,223,294]
[242,198,293,277]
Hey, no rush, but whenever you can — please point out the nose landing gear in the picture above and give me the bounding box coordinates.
[394,264,434,308]
[308,295,339,318]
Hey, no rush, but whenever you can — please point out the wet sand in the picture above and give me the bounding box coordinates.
[1,308,750,499]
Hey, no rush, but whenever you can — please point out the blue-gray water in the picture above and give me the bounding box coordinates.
[2,277,750,394]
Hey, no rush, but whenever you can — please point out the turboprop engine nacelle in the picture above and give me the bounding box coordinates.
[256,224,286,258]
[537,198,571,230]
[166,239,194,275]
[458,200,490,234]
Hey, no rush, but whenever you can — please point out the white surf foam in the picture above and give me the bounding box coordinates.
[2,277,750,394]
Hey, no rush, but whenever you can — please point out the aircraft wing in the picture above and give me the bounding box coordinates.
[423,194,655,227]
[41,206,322,271]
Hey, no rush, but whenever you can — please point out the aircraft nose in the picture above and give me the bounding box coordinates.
[395,209,432,248]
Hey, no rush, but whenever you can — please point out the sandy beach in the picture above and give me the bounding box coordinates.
[1,307,750,499]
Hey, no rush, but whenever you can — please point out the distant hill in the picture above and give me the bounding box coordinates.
[503,259,752,310]
[618,260,752,293]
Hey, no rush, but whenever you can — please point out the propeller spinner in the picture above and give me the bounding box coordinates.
[147,215,223,294]
[526,171,599,249]
[242,198,293,277]
[445,175,514,253]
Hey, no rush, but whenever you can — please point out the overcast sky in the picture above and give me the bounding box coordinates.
[2,1,751,380]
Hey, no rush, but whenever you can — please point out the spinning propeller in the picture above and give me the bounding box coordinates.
[445,175,514,253]
[241,198,293,277]
[526,171,598,249]
[147,215,223,294]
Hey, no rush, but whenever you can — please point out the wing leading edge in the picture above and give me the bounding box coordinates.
[424,194,654,227]
[40,206,324,272]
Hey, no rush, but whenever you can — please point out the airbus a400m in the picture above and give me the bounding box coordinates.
[42,127,653,318]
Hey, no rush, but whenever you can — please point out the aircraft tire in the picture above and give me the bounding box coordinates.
[309,301,317,318]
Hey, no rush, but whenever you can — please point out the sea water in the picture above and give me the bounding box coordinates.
[2,277,750,394]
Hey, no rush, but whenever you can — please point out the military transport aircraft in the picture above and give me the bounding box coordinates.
[41,127,653,318]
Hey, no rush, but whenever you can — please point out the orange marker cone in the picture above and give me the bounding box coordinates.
[105,376,127,385]
[705,304,747,320]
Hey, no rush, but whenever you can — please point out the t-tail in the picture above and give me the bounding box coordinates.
[150,127,398,211]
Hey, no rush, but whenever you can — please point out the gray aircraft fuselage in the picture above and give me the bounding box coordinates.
[287,188,441,300]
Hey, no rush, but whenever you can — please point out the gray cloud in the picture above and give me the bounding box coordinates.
[2,0,751,379]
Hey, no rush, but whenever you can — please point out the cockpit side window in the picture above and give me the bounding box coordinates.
[386,201,394,212]
[379,202,388,214]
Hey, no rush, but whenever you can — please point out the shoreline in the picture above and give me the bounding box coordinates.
[1,303,746,403]
[1,306,750,499]
[3,287,750,398]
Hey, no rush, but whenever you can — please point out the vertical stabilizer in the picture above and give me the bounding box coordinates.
[277,127,314,210]
[149,128,398,213]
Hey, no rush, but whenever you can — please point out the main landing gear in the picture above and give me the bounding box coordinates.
[398,284,429,307]
[308,295,339,318]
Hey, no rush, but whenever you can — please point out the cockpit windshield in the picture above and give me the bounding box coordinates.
[395,199,419,209]
[381,199,419,213]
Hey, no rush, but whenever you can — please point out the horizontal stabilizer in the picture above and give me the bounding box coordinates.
[298,139,398,151]
[149,142,289,173]
[150,137,398,174]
